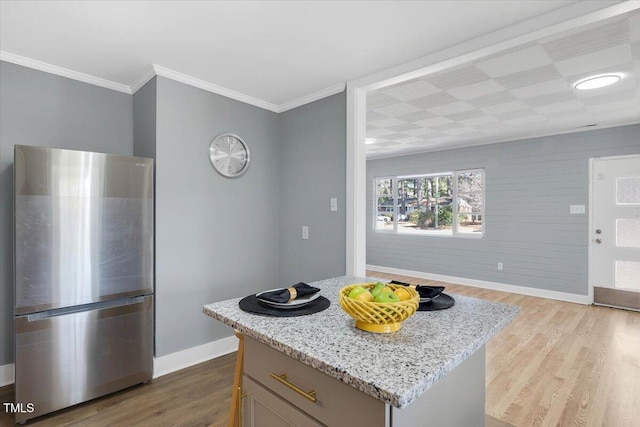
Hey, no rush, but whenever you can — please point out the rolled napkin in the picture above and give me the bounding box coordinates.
[389,280,445,299]
[257,282,320,303]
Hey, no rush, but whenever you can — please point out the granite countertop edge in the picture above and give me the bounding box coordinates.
[202,276,521,408]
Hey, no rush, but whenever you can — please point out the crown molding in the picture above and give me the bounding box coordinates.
[277,82,346,113]
[1,50,348,112]
[1,51,132,94]
[152,64,280,113]
[130,65,158,94]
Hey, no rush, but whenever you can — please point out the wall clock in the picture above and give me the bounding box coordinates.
[208,133,250,178]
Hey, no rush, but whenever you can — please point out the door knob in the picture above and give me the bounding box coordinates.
[595,238,602,244]
[595,229,602,234]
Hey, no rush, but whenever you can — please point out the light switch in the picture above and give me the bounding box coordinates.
[302,226,309,240]
[570,205,585,214]
[330,198,338,212]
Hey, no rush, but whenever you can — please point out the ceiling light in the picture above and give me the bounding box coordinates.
[365,138,376,145]
[574,74,621,90]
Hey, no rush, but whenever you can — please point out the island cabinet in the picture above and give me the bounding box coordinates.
[203,275,520,427]
[242,336,386,427]
[241,336,486,427]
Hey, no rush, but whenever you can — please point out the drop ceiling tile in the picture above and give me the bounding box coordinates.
[396,110,436,123]
[503,115,548,125]
[441,127,477,136]
[387,123,421,132]
[447,80,505,101]
[408,92,459,109]
[367,117,407,128]
[585,97,640,113]
[373,102,423,117]
[404,127,440,136]
[384,133,414,141]
[533,100,585,114]
[430,122,464,131]
[425,65,491,90]
[428,135,463,144]
[580,89,637,106]
[365,110,387,121]
[495,64,564,89]
[542,19,630,62]
[475,45,553,78]
[413,116,454,127]
[446,109,487,121]
[524,91,577,108]
[366,128,397,138]
[467,90,518,108]
[496,109,540,120]
[510,78,572,99]
[395,136,425,144]
[426,101,475,116]
[555,45,633,76]
[381,80,442,101]
[540,107,591,119]
[367,92,400,109]
[460,116,500,126]
[480,100,530,115]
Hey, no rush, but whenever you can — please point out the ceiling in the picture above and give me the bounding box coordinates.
[1,0,582,109]
[366,9,640,158]
[1,1,637,157]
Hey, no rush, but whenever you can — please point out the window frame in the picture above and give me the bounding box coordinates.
[374,168,484,239]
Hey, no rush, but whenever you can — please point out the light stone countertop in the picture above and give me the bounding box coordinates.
[203,275,520,408]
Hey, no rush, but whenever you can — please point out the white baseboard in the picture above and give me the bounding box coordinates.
[0,336,239,387]
[366,265,591,305]
[153,335,239,379]
[0,363,14,387]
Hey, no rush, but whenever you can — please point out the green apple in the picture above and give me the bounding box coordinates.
[370,282,386,297]
[348,286,367,299]
[374,291,400,303]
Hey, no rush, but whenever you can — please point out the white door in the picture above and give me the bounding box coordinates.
[591,155,640,311]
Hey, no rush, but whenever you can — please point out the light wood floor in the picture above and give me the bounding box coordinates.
[370,270,640,427]
[1,272,638,426]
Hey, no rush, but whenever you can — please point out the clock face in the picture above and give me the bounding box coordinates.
[209,133,250,178]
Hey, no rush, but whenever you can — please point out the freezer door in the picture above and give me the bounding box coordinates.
[14,145,154,314]
[14,295,154,423]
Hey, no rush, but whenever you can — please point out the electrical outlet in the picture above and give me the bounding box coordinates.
[497,262,503,271]
[302,226,309,240]
[330,197,337,212]
[570,205,585,214]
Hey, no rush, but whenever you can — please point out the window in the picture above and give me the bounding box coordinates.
[374,169,484,237]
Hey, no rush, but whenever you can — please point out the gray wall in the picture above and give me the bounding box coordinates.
[367,124,640,296]
[278,92,347,285]
[133,77,157,159]
[0,61,133,365]
[0,62,348,365]
[154,77,281,357]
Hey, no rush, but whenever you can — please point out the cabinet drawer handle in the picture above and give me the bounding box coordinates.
[270,373,317,403]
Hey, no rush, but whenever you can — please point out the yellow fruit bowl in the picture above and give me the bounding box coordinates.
[339,283,420,333]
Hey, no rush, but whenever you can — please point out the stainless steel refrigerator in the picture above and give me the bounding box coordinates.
[13,145,154,423]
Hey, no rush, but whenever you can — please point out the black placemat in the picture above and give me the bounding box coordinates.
[418,293,455,311]
[239,295,330,317]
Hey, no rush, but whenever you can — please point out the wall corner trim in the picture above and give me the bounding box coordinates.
[277,82,346,113]
[130,65,158,94]
[1,51,132,94]
[0,363,14,387]
[366,265,591,305]
[153,335,239,379]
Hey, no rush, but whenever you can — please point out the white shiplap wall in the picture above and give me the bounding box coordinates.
[366,124,640,296]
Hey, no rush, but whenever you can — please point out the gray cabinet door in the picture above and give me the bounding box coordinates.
[243,376,324,427]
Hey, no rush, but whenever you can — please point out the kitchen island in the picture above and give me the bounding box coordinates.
[204,275,520,427]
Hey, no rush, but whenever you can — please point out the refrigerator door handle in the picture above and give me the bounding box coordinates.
[26,296,147,322]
